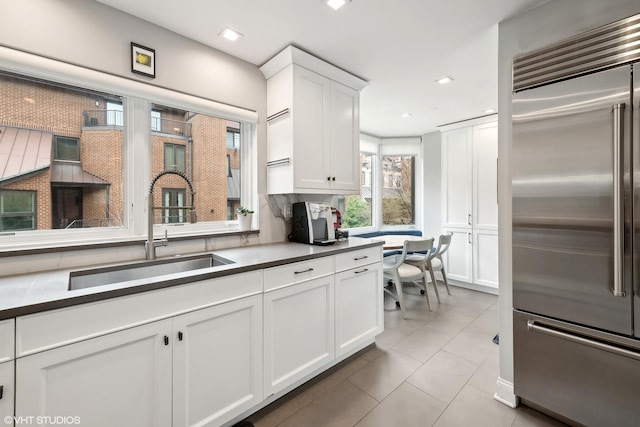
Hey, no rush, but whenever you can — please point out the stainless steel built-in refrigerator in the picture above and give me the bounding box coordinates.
[512,14,640,426]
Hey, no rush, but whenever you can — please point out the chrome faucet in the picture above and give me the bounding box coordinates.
[146,170,196,260]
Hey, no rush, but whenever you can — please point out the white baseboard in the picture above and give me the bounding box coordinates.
[450,280,499,295]
[494,376,519,408]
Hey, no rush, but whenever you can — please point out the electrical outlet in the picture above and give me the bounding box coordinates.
[283,203,292,218]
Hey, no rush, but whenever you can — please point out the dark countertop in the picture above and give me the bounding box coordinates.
[0,238,382,320]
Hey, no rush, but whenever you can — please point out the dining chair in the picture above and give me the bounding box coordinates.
[382,238,436,318]
[405,238,441,307]
[429,232,453,295]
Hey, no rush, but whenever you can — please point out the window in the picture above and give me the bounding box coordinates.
[0,190,35,231]
[0,56,257,247]
[54,136,80,161]
[162,188,186,224]
[106,101,123,126]
[226,128,240,149]
[382,156,415,225]
[0,72,123,232]
[164,143,186,172]
[342,153,373,229]
[151,110,161,132]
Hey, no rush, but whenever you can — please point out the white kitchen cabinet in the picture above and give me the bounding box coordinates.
[173,295,263,427]
[0,319,14,363]
[16,319,173,427]
[261,46,367,194]
[263,274,335,396]
[0,361,14,427]
[16,295,263,427]
[442,118,498,289]
[334,261,383,358]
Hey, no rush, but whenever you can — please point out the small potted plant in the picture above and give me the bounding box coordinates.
[236,207,254,231]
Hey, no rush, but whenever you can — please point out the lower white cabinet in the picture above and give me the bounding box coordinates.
[263,275,335,396]
[16,294,263,427]
[0,361,14,427]
[335,262,383,358]
[444,227,498,289]
[16,319,173,427]
[173,295,263,427]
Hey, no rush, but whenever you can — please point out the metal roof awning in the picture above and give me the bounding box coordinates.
[0,126,52,183]
[227,168,240,200]
[50,162,109,187]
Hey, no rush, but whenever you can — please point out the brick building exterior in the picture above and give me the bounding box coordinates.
[0,73,238,231]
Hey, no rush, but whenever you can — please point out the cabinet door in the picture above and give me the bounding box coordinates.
[0,361,14,427]
[16,320,172,427]
[264,275,335,396]
[173,295,263,427]
[335,263,383,358]
[329,81,360,192]
[473,229,499,289]
[293,67,330,190]
[444,228,473,283]
[442,127,473,228]
[473,122,498,230]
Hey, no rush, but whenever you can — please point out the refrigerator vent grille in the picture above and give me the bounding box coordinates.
[513,13,640,91]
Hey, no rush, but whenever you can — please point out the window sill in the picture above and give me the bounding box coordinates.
[0,229,260,258]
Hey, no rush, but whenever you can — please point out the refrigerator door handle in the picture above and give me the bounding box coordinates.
[612,103,625,297]
[527,320,640,361]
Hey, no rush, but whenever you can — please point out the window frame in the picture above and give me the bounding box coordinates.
[53,136,80,161]
[0,189,36,232]
[0,46,259,250]
[163,142,186,173]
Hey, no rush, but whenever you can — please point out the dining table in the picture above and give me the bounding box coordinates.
[374,234,425,250]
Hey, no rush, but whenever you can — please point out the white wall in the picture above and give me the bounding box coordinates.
[422,131,441,239]
[496,0,640,407]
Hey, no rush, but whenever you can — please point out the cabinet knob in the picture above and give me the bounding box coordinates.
[332,176,336,181]
[164,335,169,346]
[327,176,331,181]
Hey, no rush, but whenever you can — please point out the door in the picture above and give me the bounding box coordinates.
[0,361,13,427]
[444,228,472,283]
[512,65,632,334]
[335,263,382,358]
[52,187,82,229]
[263,275,334,396]
[442,127,472,229]
[173,295,263,427]
[16,320,172,427]
[330,81,359,191]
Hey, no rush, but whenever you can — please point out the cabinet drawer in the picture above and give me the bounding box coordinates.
[0,319,14,362]
[264,257,334,292]
[335,247,382,273]
[17,270,263,357]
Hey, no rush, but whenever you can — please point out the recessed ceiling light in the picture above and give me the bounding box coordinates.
[436,76,454,85]
[400,113,413,118]
[220,28,242,42]
[23,97,36,104]
[482,108,497,114]
[325,0,349,10]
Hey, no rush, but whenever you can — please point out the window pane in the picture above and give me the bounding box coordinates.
[151,110,161,131]
[54,136,79,161]
[382,156,415,225]
[151,105,242,225]
[0,190,35,231]
[0,72,124,230]
[342,153,373,229]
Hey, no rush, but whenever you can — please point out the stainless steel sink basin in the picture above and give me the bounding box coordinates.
[68,254,235,290]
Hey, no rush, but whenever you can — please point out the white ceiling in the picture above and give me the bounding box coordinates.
[97,0,546,138]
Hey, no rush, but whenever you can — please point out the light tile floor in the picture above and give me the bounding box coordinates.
[248,282,569,427]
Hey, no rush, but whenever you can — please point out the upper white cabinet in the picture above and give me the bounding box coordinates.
[260,46,368,194]
[441,118,498,289]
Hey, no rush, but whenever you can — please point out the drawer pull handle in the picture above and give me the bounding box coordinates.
[294,268,314,274]
[0,384,3,399]
[354,268,369,274]
[178,331,184,341]
[354,255,369,261]
[164,335,169,346]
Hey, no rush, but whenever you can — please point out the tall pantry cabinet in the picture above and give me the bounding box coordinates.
[441,118,498,291]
